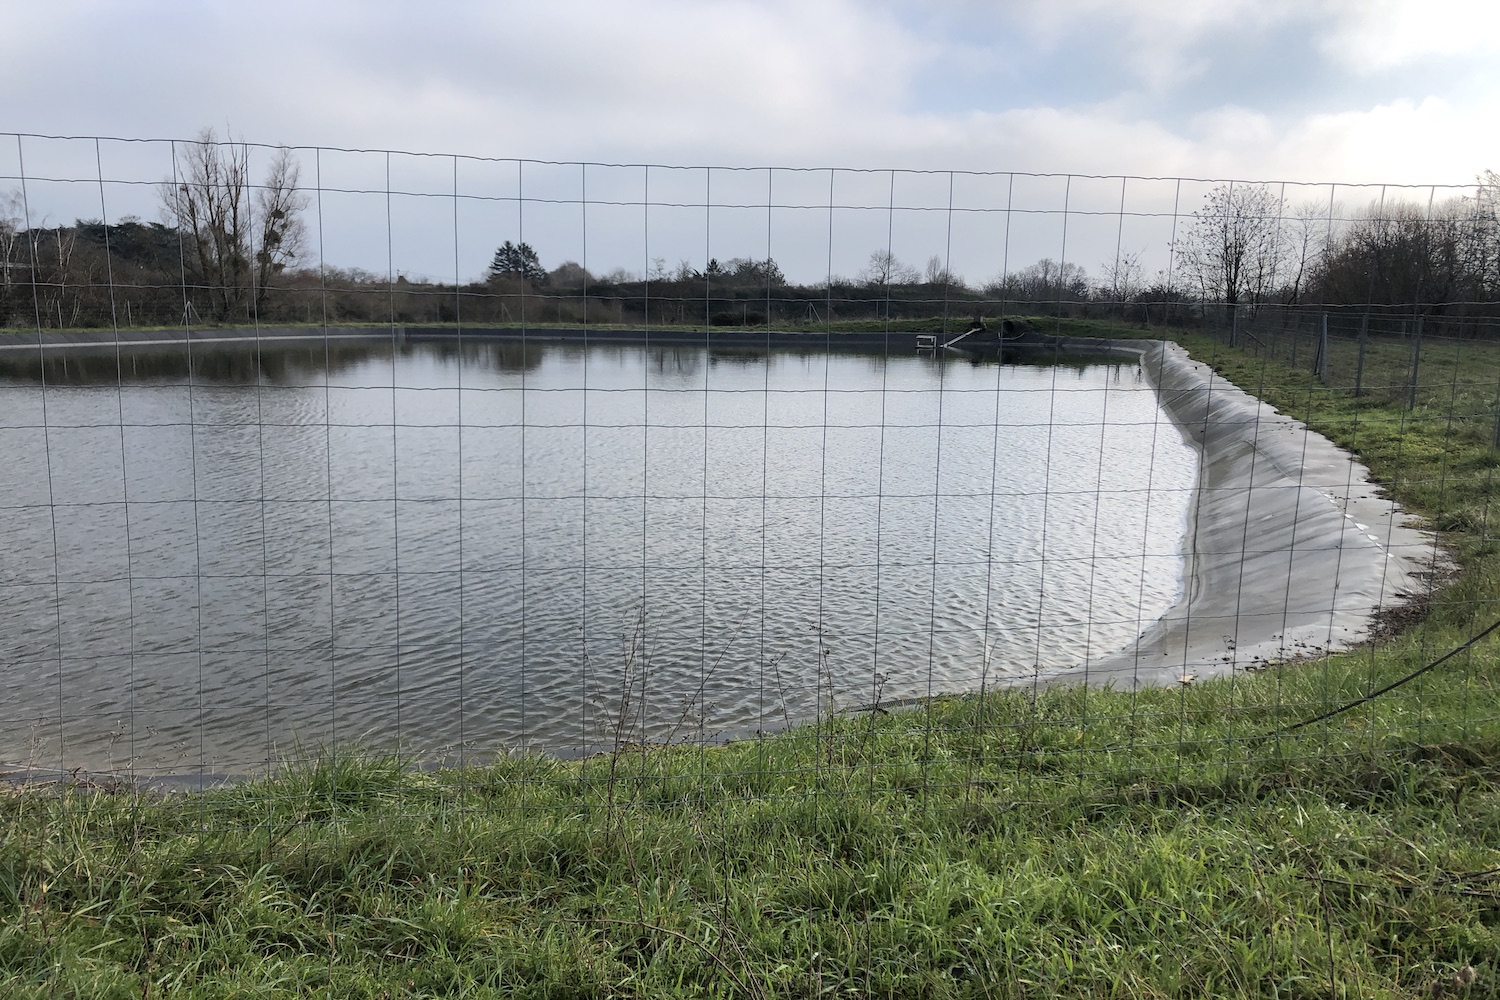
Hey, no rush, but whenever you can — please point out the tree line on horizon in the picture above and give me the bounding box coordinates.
[1,133,1497,337]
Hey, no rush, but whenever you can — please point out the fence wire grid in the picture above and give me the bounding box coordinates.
[0,143,1493,781]
[8,130,1500,995]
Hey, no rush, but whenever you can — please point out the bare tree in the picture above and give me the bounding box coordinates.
[1175,183,1286,319]
[0,193,91,329]
[253,145,308,312]
[1278,201,1329,308]
[1096,250,1144,303]
[996,258,1090,303]
[26,225,80,329]
[861,249,918,287]
[160,129,307,322]
[0,191,23,324]
[1463,170,1499,300]
[923,254,964,287]
[1311,196,1469,312]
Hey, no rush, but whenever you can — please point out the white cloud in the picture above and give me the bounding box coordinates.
[0,0,1493,192]
[1321,0,1500,71]
[1275,97,1497,186]
[990,0,1310,91]
[220,0,933,160]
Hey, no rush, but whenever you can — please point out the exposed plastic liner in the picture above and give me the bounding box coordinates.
[1051,337,1435,689]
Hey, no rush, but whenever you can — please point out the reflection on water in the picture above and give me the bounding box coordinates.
[0,339,1196,774]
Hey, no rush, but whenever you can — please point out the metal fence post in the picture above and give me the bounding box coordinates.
[1408,314,1424,411]
[1314,312,1330,384]
[1354,314,1368,397]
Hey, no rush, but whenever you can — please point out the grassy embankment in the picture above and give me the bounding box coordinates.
[5,319,1500,997]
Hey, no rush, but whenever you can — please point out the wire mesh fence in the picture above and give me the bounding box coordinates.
[4,133,1500,996]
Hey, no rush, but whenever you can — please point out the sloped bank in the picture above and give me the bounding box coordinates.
[1048,337,1435,689]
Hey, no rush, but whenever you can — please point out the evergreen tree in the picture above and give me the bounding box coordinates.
[487,240,545,283]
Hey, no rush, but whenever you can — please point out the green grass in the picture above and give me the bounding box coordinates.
[7,318,1500,996]
[6,674,1500,998]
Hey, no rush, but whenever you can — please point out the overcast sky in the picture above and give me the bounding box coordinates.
[4,0,1497,283]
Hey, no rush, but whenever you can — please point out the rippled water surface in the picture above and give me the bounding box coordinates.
[1,340,1196,773]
